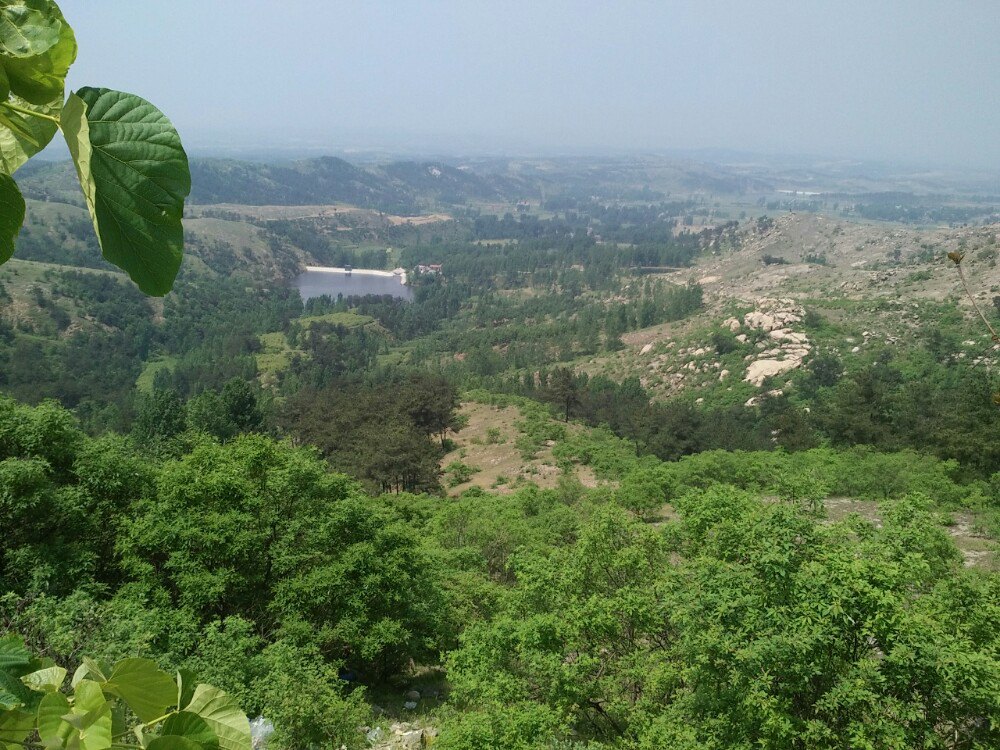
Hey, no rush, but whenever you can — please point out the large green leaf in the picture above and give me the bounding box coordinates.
[21,665,66,694]
[71,660,103,690]
[183,686,250,750]
[1,0,75,105]
[0,708,33,744]
[160,711,219,750]
[71,680,106,717]
[101,659,176,724]
[0,642,43,712]
[36,691,72,748]
[0,93,58,172]
[146,736,202,750]
[61,87,190,296]
[69,681,112,750]
[0,171,23,261]
[0,1,60,58]
[175,670,197,715]
[0,670,31,711]
[0,636,29,670]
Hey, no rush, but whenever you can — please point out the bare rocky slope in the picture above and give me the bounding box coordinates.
[585,213,1000,402]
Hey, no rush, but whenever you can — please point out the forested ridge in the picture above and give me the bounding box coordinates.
[1,151,999,749]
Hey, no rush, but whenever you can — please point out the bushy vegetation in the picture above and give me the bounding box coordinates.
[1,89,999,748]
[1,390,997,748]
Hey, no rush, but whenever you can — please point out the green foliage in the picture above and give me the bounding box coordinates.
[513,400,566,460]
[280,374,458,494]
[133,388,186,447]
[445,460,478,487]
[435,703,564,750]
[0,172,23,260]
[61,88,189,295]
[185,380,264,442]
[446,491,999,749]
[0,394,995,748]
[252,641,367,750]
[0,636,250,750]
[0,0,190,295]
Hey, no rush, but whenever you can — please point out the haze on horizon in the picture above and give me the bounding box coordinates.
[58,1,1000,166]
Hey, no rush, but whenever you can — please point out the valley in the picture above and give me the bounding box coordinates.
[3,151,999,750]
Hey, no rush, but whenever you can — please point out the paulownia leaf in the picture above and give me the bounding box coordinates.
[0,708,33,744]
[183,686,250,750]
[71,658,110,689]
[70,681,112,750]
[175,670,197,714]
[0,94,58,172]
[20,665,66,694]
[0,669,31,711]
[36,691,72,748]
[0,1,60,59]
[0,636,30,670]
[61,87,190,296]
[71,680,106,716]
[101,658,177,724]
[0,172,23,261]
[1,0,75,106]
[160,711,219,750]
[146,736,202,750]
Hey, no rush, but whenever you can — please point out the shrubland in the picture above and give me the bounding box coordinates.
[0,22,997,742]
[1,389,997,749]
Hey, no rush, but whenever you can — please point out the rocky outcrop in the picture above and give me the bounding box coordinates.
[735,298,812,388]
[745,358,800,386]
[368,722,439,750]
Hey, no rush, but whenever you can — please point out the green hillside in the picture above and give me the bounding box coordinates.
[2,154,999,749]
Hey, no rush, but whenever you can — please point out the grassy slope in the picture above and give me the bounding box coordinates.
[441,401,599,496]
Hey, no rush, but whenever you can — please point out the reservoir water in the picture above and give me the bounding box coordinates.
[296,266,414,302]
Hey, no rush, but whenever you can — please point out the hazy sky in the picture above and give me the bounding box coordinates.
[57,1,1000,165]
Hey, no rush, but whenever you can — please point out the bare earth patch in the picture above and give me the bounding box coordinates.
[824,497,995,569]
[441,402,598,496]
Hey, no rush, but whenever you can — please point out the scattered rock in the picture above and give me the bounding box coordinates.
[405,690,421,702]
[745,358,802,387]
[744,311,778,332]
[640,343,653,355]
[374,724,436,750]
[769,329,808,344]
[398,730,422,750]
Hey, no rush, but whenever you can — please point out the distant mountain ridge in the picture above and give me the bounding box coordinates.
[15,156,535,214]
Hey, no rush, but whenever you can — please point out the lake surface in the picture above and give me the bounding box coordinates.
[296,267,414,302]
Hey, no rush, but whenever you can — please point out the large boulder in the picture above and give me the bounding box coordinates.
[744,358,801,387]
[744,310,778,332]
